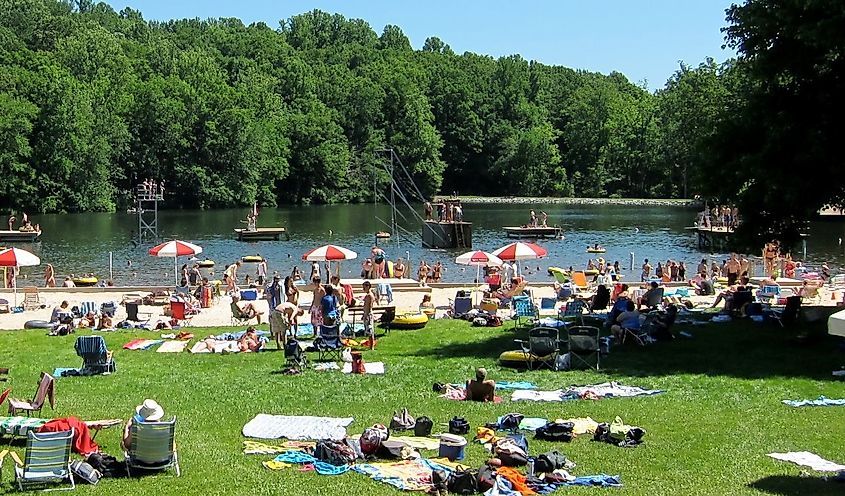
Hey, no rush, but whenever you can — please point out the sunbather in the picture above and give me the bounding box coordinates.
[238,327,263,352]
[466,367,496,402]
[122,399,165,450]
[98,314,113,329]
[231,295,264,324]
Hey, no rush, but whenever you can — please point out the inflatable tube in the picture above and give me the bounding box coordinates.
[499,349,555,367]
[391,313,428,330]
[584,269,599,276]
[24,320,55,330]
[241,255,264,263]
[383,260,394,278]
[198,259,215,268]
[586,248,607,253]
[72,277,98,287]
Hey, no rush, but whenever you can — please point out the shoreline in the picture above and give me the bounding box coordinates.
[457,196,702,207]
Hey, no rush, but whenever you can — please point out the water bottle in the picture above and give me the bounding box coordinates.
[527,457,535,477]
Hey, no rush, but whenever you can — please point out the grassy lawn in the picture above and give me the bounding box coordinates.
[1,315,844,495]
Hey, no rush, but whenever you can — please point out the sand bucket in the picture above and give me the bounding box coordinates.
[438,433,467,461]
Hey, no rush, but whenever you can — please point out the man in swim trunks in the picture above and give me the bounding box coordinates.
[270,301,304,349]
[641,258,652,282]
[725,253,741,286]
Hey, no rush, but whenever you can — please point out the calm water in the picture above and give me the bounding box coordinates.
[7,203,845,285]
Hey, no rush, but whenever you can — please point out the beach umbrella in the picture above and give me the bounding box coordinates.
[0,247,41,306]
[148,240,203,286]
[493,242,547,277]
[302,245,358,261]
[455,250,504,304]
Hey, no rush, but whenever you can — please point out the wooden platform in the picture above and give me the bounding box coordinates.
[0,230,40,242]
[234,227,288,241]
[503,226,561,238]
[685,226,733,249]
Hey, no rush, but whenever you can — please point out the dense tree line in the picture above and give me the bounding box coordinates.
[1,0,841,247]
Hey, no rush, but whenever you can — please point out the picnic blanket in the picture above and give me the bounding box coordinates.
[243,440,314,455]
[768,451,845,472]
[157,340,189,353]
[266,451,350,475]
[0,416,48,436]
[352,459,451,492]
[342,362,385,375]
[782,396,845,407]
[52,367,79,378]
[242,414,354,441]
[512,382,663,402]
[123,339,164,350]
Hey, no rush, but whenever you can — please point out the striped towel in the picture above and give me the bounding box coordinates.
[123,339,164,350]
[156,341,189,353]
[0,416,48,436]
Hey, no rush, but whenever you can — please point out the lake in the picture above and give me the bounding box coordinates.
[6,203,845,286]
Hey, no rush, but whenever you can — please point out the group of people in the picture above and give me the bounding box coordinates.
[640,258,689,283]
[423,200,463,223]
[527,209,549,228]
[139,178,164,197]
[6,213,37,232]
[697,204,740,230]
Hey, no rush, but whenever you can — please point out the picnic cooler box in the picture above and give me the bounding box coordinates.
[240,289,258,301]
[439,433,467,461]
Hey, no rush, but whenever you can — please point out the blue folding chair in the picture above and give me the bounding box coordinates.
[315,325,343,361]
[559,299,587,326]
[75,335,116,375]
[77,301,97,318]
[511,296,538,329]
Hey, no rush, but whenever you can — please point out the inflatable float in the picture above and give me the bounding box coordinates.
[241,255,264,263]
[197,259,215,268]
[586,247,607,253]
[391,312,428,330]
[72,277,98,287]
[499,349,554,368]
[24,320,55,330]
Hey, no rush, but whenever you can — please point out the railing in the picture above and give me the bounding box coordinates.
[136,184,163,201]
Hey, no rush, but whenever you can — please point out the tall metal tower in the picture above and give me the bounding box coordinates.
[136,182,163,244]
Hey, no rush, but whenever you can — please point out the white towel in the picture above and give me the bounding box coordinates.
[768,451,845,472]
[242,414,354,440]
[342,362,385,375]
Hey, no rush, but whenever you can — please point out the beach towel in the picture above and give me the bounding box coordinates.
[242,414,354,441]
[352,459,438,492]
[768,452,845,472]
[123,339,163,350]
[0,416,48,436]
[52,367,80,378]
[214,330,270,341]
[537,317,568,329]
[495,381,537,390]
[243,440,314,455]
[314,362,341,371]
[511,390,567,402]
[441,386,503,403]
[342,362,385,375]
[782,396,845,407]
[156,340,189,353]
[269,451,350,475]
[512,382,663,402]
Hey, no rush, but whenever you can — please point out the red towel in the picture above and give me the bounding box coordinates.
[36,416,99,455]
[123,339,145,350]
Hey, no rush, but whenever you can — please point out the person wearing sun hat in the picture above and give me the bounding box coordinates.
[122,399,165,449]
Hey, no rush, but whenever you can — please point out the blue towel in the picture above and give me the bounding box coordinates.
[783,396,845,407]
[273,451,349,475]
[52,367,79,378]
[495,381,537,390]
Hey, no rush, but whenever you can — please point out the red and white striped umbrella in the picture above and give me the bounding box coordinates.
[455,250,503,267]
[148,240,203,257]
[302,244,358,261]
[492,242,548,261]
[0,247,41,267]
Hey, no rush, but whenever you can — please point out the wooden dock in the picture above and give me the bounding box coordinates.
[503,226,561,239]
[422,221,472,248]
[0,230,41,242]
[234,227,288,241]
[685,226,734,249]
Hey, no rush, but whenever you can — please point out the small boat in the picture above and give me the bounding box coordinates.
[234,227,288,241]
[0,230,41,242]
[586,247,606,253]
[503,226,561,239]
[375,231,391,239]
[197,259,215,268]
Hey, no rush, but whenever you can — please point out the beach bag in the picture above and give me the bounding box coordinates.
[499,413,524,431]
[414,416,433,436]
[477,464,497,491]
[70,460,101,485]
[534,450,569,474]
[446,468,478,495]
[535,421,574,442]
[314,440,357,465]
[472,317,487,327]
[449,416,470,435]
[389,408,416,432]
[495,434,529,467]
[360,424,390,455]
[86,453,125,478]
[431,469,449,493]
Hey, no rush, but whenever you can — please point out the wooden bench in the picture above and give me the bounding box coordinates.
[346,305,396,332]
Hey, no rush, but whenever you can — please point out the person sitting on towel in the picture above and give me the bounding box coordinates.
[98,313,113,330]
[122,399,165,450]
[231,294,264,324]
[238,326,263,352]
[466,367,496,402]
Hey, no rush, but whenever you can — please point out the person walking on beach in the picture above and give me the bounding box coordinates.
[224,261,241,294]
[265,274,283,310]
[44,263,56,287]
[641,258,652,282]
[362,281,376,350]
[256,257,267,286]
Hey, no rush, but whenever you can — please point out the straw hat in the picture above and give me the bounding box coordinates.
[135,399,164,421]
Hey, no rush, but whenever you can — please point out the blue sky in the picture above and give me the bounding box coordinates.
[105,0,737,90]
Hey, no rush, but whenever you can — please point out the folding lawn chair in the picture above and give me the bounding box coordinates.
[768,295,801,328]
[568,326,600,370]
[124,417,181,477]
[757,285,781,303]
[538,297,557,316]
[74,335,116,375]
[641,288,665,312]
[450,297,472,318]
[570,272,590,293]
[315,325,343,361]
[100,301,117,317]
[170,301,194,326]
[77,301,97,318]
[623,313,656,346]
[559,299,587,326]
[284,339,307,369]
[1,429,75,491]
[8,372,55,417]
[514,326,563,370]
[511,296,538,329]
[22,287,40,311]
[728,289,753,316]
[589,286,611,313]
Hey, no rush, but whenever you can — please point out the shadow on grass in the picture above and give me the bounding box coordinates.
[748,475,843,495]
[416,317,845,380]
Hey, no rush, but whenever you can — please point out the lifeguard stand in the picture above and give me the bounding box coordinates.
[136,183,163,243]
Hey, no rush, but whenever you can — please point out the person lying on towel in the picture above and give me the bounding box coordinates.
[466,367,496,402]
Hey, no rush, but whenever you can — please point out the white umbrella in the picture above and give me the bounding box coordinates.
[0,247,41,306]
[148,240,203,286]
[455,250,504,305]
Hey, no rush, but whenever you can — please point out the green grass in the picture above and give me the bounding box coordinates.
[1,315,844,495]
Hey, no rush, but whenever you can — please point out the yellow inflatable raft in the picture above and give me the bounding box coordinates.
[241,255,264,263]
[72,277,98,287]
[197,259,215,268]
[391,312,428,330]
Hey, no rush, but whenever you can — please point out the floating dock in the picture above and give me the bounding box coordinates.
[234,227,288,241]
[0,230,41,242]
[503,226,561,239]
[422,221,472,249]
[685,226,734,249]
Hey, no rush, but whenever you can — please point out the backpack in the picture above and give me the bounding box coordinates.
[446,468,479,495]
[69,460,101,485]
[494,435,529,467]
[389,408,416,431]
[477,465,497,491]
[314,440,357,465]
[360,424,390,455]
[448,416,470,435]
[86,453,125,478]
[535,421,574,442]
[498,413,524,431]
[534,450,568,474]
[414,416,433,437]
